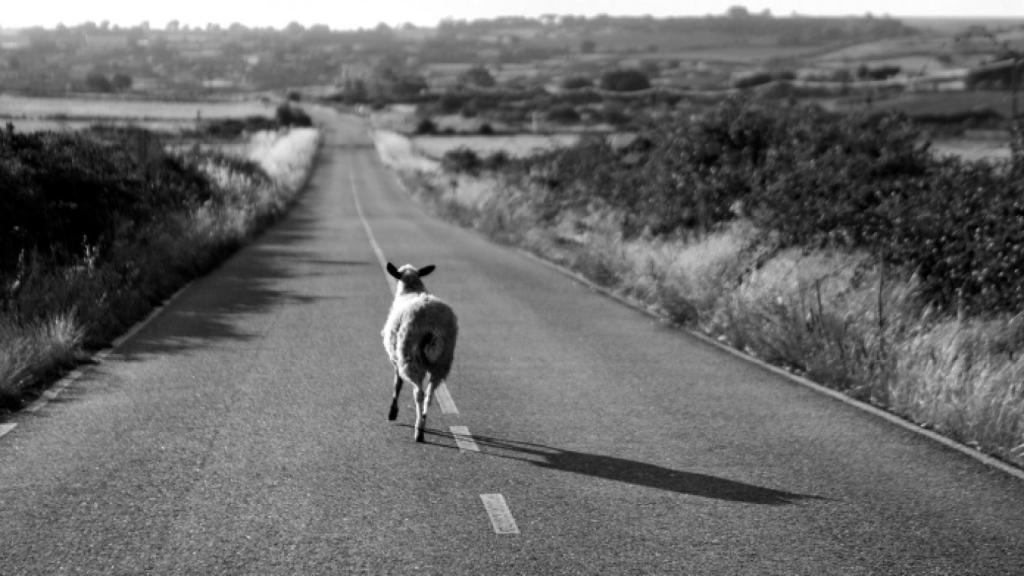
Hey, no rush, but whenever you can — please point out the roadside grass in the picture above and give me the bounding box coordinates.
[0,313,83,410]
[375,128,1024,469]
[894,318,1024,462]
[0,127,321,410]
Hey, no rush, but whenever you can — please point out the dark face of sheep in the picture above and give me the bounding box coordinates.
[387,262,435,294]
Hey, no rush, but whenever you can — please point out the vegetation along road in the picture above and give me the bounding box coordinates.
[2,109,1024,575]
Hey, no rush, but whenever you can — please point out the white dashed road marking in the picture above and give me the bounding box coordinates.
[449,425,480,453]
[480,493,520,534]
[435,383,459,414]
[350,150,520,534]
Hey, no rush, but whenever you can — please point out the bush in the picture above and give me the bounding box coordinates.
[439,93,469,114]
[201,115,279,138]
[441,148,482,175]
[602,105,632,126]
[0,127,214,287]
[414,117,438,135]
[275,103,313,127]
[546,104,581,124]
[513,98,1024,314]
[0,125,321,403]
[599,69,651,92]
[562,76,593,90]
[84,72,114,93]
[458,65,496,88]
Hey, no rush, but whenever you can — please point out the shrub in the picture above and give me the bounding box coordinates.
[562,76,593,90]
[458,65,496,88]
[599,69,651,92]
[439,93,468,114]
[441,147,482,175]
[84,71,114,93]
[0,125,321,403]
[414,117,438,135]
[275,103,313,127]
[546,104,581,124]
[513,97,1024,314]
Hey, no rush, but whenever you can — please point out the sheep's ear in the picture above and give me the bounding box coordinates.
[418,265,435,277]
[386,262,402,279]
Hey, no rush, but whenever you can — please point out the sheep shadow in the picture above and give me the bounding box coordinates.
[416,427,821,505]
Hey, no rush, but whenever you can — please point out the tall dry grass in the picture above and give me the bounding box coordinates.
[377,129,1024,469]
[893,317,1024,462]
[0,313,83,407]
[0,127,321,410]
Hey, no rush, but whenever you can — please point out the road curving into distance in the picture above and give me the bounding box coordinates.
[2,108,1024,575]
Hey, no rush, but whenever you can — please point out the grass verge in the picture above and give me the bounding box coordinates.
[0,126,321,412]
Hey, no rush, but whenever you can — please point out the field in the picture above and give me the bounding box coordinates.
[867,91,1019,115]
[4,118,191,132]
[932,137,1013,161]
[0,95,274,127]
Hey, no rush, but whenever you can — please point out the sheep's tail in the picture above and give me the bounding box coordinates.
[420,329,447,365]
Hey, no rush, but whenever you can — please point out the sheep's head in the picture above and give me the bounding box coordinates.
[387,262,435,295]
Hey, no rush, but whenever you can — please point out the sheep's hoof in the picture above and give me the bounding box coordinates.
[388,404,398,421]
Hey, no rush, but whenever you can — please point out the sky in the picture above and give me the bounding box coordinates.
[3,0,1023,31]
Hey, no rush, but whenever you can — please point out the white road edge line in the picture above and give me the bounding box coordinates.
[24,369,82,413]
[108,284,189,354]
[0,423,16,439]
[449,425,480,453]
[480,493,520,534]
[11,284,190,423]
[435,383,459,414]
[514,247,1024,483]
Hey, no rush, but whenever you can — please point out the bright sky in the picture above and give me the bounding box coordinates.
[3,0,1023,30]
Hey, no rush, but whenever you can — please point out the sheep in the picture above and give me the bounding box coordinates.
[381,262,458,442]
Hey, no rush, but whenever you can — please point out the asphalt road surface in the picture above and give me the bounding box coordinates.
[3,110,1024,575]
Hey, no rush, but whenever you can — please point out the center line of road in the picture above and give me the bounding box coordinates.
[449,425,480,452]
[480,494,520,534]
[348,165,395,293]
[435,383,459,414]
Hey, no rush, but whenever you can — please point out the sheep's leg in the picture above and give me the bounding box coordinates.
[422,376,436,423]
[413,385,425,442]
[388,369,403,421]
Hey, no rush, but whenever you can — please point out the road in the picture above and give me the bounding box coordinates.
[2,109,1024,575]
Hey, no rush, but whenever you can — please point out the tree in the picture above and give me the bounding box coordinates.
[459,65,496,88]
[580,39,596,54]
[599,69,651,92]
[111,73,133,92]
[562,76,593,90]
[546,104,580,124]
[727,5,750,18]
[85,72,114,93]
